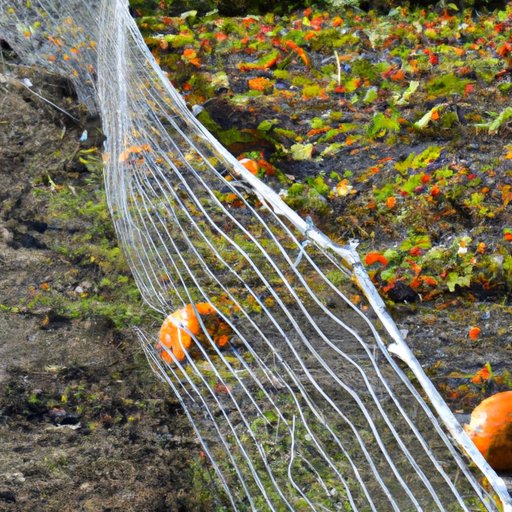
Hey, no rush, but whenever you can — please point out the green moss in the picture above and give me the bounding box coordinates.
[302,84,323,98]
[273,69,290,80]
[27,149,152,329]
[351,59,380,82]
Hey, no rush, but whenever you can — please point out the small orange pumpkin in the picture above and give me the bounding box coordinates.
[156,303,231,363]
[464,391,512,471]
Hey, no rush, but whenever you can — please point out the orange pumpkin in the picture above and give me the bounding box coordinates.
[156,303,232,363]
[464,391,512,470]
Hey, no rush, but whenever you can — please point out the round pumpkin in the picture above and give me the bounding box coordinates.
[157,303,231,363]
[464,391,512,471]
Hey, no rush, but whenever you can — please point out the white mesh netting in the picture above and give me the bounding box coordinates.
[1,1,511,510]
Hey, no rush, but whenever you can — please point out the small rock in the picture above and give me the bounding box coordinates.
[0,490,16,503]
[386,281,420,303]
[49,407,67,422]
[60,412,80,425]
[0,226,13,244]
[2,473,25,484]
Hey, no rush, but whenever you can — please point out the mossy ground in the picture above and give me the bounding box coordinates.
[0,65,212,510]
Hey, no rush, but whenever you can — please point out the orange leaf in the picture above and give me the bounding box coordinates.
[307,127,329,137]
[497,42,512,58]
[421,276,438,287]
[283,40,310,66]
[469,326,481,340]
[258,159,276,176]
[430,185,441,197]
[471,365,491,384]
[390,69,405,82]
[239,158,259,175]
[464,83,475,97]
[386,196,396,209]
[248,77,272,92]
[345,135,357,146]
[365,252,387,267]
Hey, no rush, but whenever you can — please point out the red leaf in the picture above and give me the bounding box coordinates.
[365,252,388,266]
[469,326,481,340]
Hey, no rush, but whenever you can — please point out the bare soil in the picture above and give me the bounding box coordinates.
[0,65,210,512]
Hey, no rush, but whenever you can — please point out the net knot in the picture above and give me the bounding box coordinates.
[293,216,315,268]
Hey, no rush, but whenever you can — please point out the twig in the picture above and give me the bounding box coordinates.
[334,50,341,86]
[1,73,79,122]
[0,46,5,74]
[21,81,80,122]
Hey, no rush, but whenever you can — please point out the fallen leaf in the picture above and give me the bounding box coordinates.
[469,326,481,340]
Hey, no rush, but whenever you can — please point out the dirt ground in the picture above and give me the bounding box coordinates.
[0,52,510,512]
[0,65,215,511]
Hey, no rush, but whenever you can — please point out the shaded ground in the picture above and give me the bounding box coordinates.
[0,66,211,511]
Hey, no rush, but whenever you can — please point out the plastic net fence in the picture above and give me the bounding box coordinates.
[1,1,511,510]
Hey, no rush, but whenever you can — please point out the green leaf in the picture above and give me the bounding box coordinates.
[395,146,442,172]
[180,10,197,19]
[446,272,471,292]
[367,112,400,138]
[308,176,330,196]
[290,143,314,161]
[476,107,512,135]
[363,87,378,104]
[211,71,229,91]
[394,80,419,106]
[383,249,400,264]
[426,73,472,98]
[321,143,343,157]
[310,117,325,129]
[374,183,394,202]
[163,33,195,47]
[381,268,397,281]
[414,105,445,130]
[257,119,279,131]
[401,174,423,194]
[422,247,445,261]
